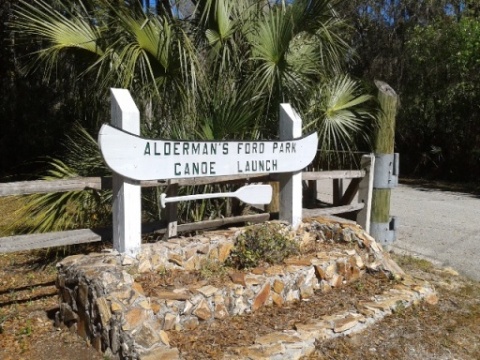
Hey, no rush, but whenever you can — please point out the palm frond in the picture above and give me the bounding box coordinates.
[63,123,109,176]
[107,8,199,111]
[8,158,111,234]
[9,0,378,227]
[314,17,351,76]
[305,75,376,155]
[198,84,263,140]
[247,6,295,107]
[13,0,104,79]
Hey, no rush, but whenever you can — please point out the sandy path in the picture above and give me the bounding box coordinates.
[391,184,480,281]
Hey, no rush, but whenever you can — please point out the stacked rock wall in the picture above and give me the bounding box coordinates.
[56,219,416,359]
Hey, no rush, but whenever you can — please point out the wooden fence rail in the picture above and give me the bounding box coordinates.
[0,174,273,197]
[0,171,364,197]
[0,214,270,253]
[0,165,373,253]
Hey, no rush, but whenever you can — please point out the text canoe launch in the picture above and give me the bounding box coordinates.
[98,124,318,181]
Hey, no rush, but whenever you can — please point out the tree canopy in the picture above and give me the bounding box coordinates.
[338,0,480,180]
[0,0,375,177]
[4,0,478,182]
[2,0,378,231]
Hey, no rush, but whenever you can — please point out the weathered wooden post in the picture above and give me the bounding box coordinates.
[279,104,303,229]
[110,89,142,256]
[356,154,375,233]
[163,181,178,238]
[370,80,399,245]
[265,182,280,215]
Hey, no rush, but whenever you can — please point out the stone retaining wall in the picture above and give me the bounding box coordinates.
[56,218,430,359]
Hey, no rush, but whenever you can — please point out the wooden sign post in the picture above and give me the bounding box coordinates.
[110,89,142,256]
[279,104,303,229]
[102,90,318,255]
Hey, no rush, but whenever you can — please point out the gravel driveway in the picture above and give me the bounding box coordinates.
[391,184,480,281]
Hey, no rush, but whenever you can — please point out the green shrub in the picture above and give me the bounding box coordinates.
[199,259,228,281]
[226,223,299,269]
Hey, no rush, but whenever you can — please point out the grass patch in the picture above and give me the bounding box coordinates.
[394,254,434,272]
[0,197,24,236]
[199,259,228,281]
[401,177,480,195]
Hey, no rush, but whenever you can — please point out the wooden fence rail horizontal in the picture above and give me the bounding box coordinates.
[0,165,372,253]
[0,175,271,196]
[301,170,365,181]
[0,205,366,253]
[0,171,365,197]
[0,213,271,253]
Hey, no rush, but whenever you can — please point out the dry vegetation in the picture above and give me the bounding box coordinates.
[0,246,479,359]
[0,197,21,236]
[158,256,479,360]
[306,257,480,360]
[0,249,104,360]
[0,197,479,359]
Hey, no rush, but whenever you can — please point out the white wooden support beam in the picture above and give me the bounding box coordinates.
[110,88,142,256]
[279,104,303,229]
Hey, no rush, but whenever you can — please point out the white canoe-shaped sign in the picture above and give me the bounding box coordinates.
[98,124,318,181]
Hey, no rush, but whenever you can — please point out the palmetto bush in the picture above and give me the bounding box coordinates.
[8,126,112,233]
[226,222,299,269]
[10,0,377,232]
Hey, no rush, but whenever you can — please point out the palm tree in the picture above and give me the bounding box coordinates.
[10,0,376,231]
[193,0,361,137]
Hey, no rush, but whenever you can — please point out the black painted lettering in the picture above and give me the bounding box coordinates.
[272,159,278,171]
[273,142,278,153]
[164,142,171,155]
[237,161,242,173]
[144,142,151,155]
[210,143,217,155]
[210,162,216,175]
[174,163,181,176]
[192,143,200,154]
[292,143,296,152]
[174,142,180,155]
[237,143,243,154]
[193,162,199,175]
[154,142,161,155]
[222,143,228,155]
[183,142,189,155]
[259,143,265,153]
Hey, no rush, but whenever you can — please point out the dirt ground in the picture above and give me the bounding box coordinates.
[0,244,479,360]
